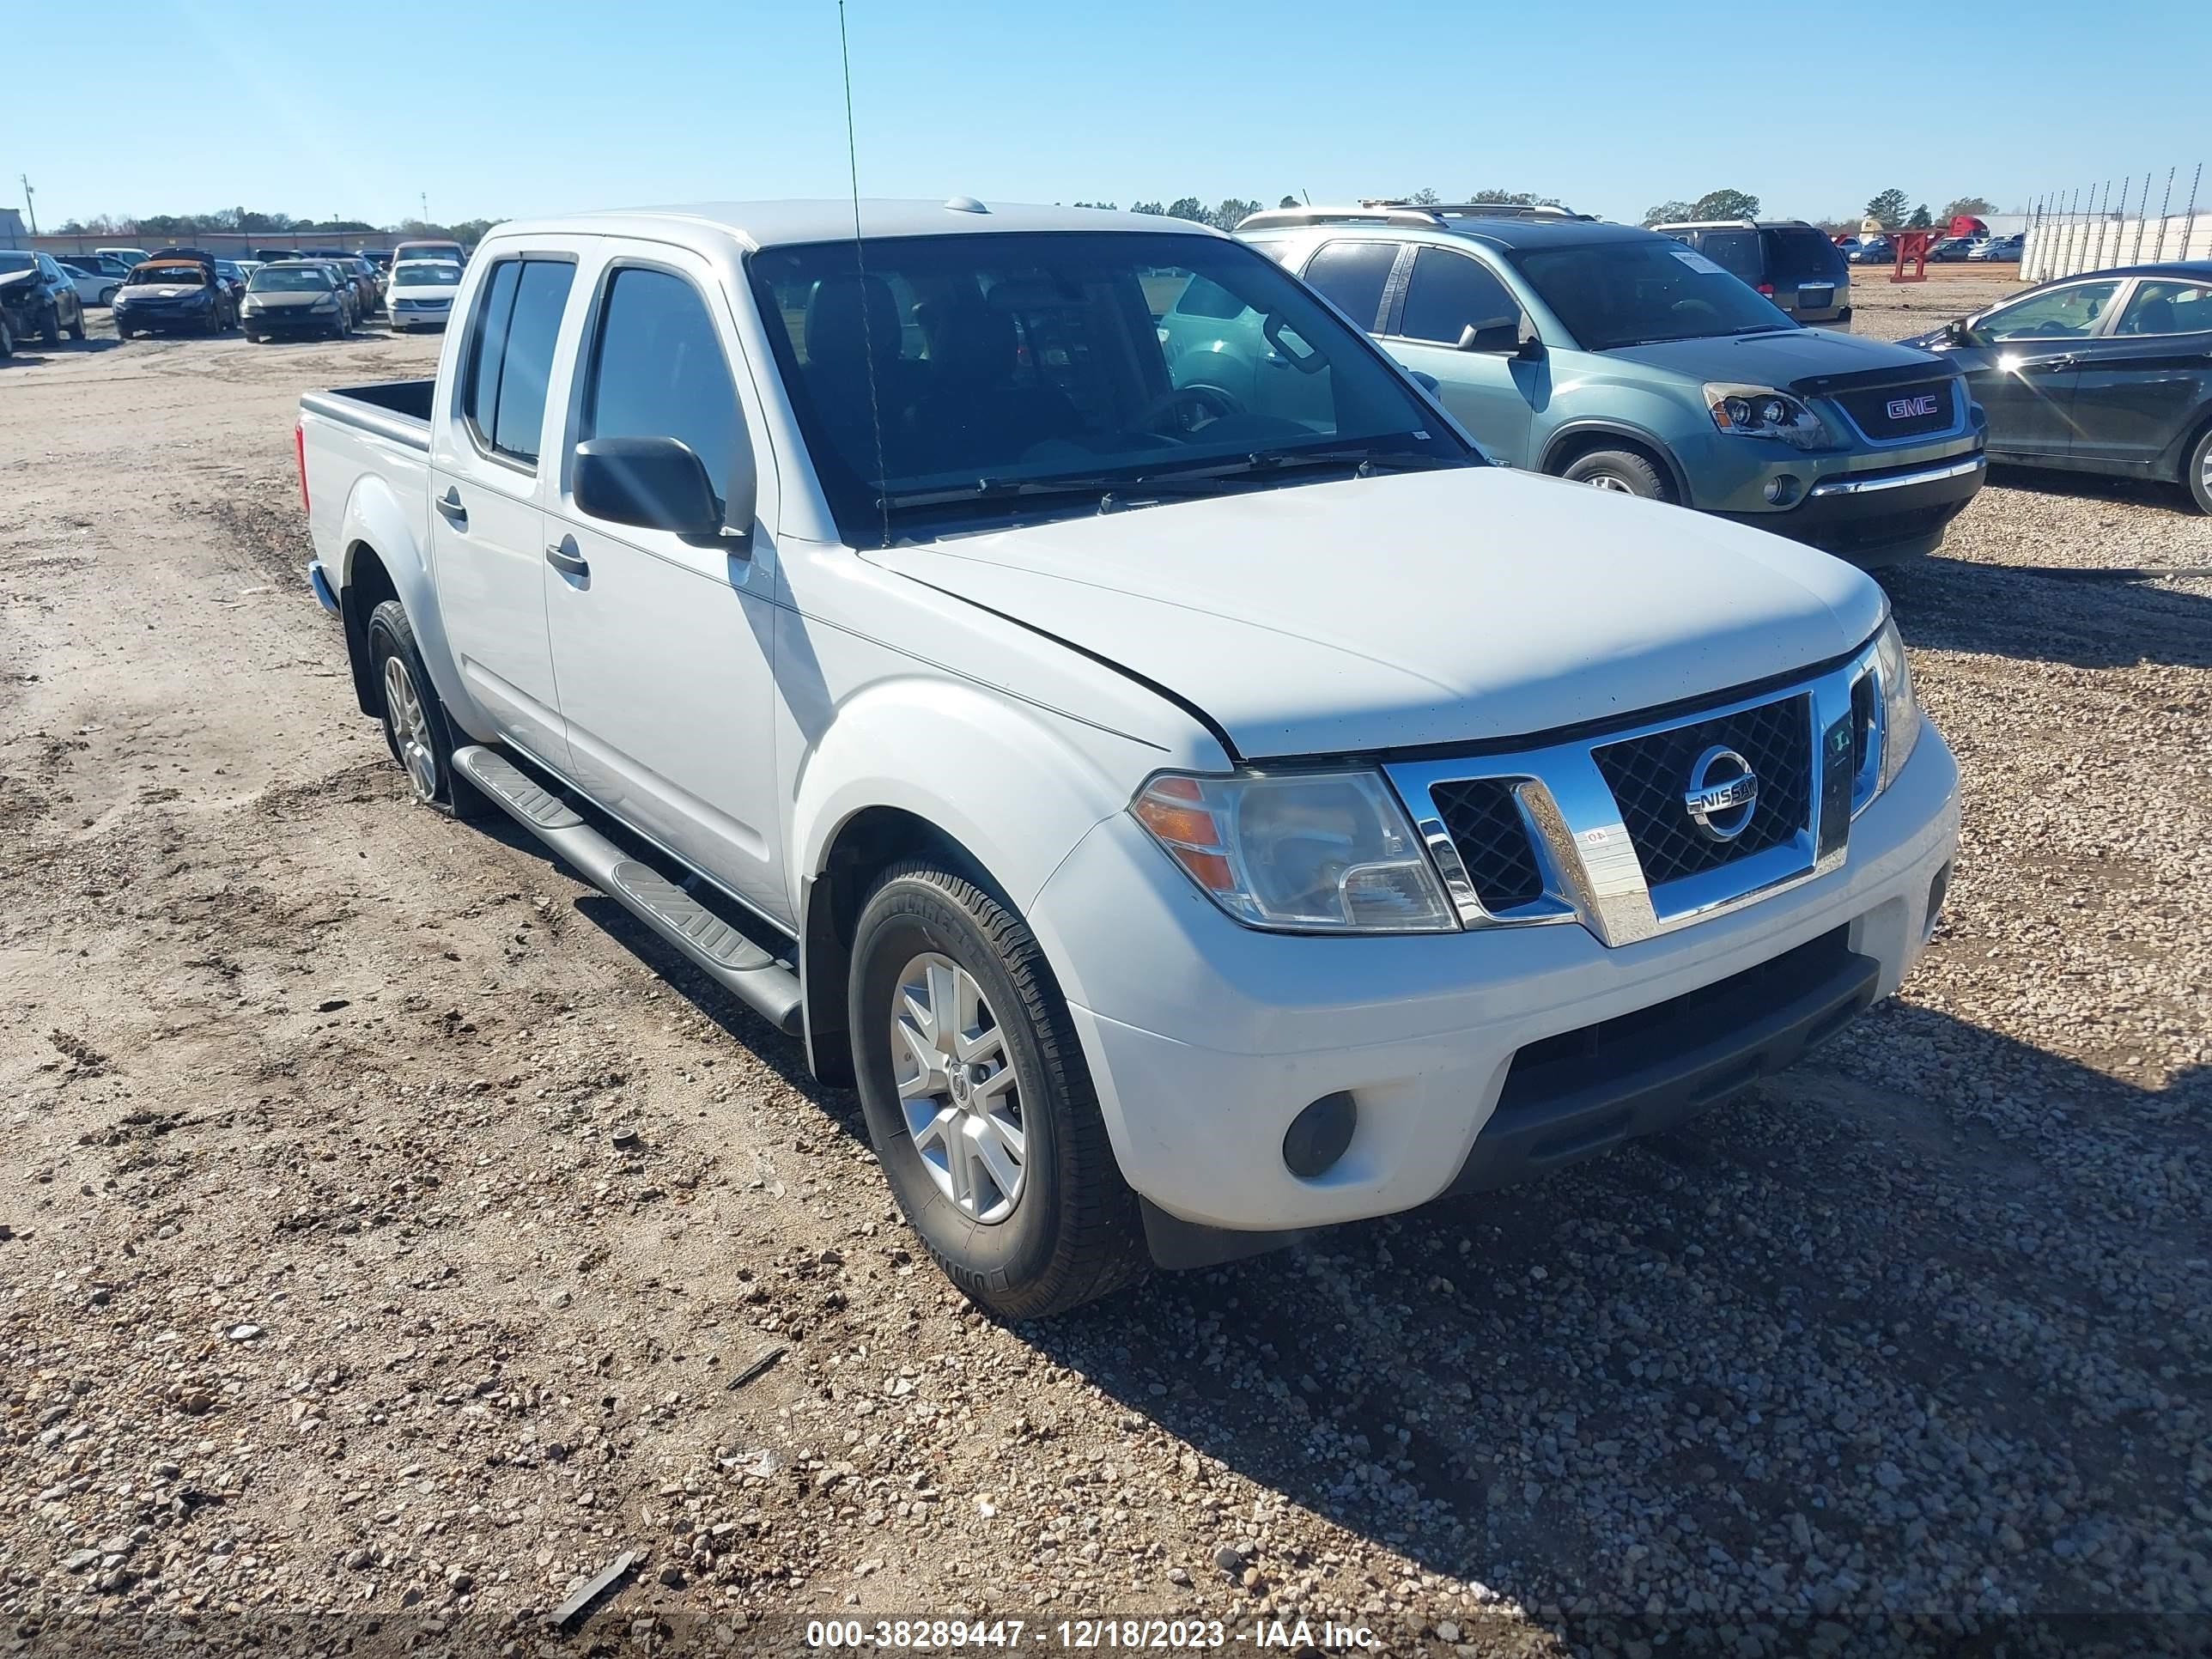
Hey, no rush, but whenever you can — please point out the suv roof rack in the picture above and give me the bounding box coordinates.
[1236,199,1595,233]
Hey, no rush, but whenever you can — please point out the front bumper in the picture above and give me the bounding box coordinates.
[246,307,341,333]
[1717,451,1986,567]
[1026,726,1959,1240]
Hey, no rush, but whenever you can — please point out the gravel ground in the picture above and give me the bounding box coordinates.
[2,306,2206,1659]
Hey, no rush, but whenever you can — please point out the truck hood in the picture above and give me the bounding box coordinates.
[875,466,1886,759]
[1602,328,1948,389]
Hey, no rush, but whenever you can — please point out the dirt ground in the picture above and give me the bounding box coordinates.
[3,298,2208,1659]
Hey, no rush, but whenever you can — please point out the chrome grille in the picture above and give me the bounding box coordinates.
[1429,778,1544,911]
[1592,696,1811,886]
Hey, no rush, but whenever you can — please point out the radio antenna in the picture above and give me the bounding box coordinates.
[838,0,893,549]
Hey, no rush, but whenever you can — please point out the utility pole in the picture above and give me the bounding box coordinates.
[420,191,429,225]
[20,174,38,238]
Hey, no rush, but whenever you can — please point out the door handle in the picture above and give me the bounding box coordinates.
[2030,356,2076,370]
[434,487,467,527]
[545,537,590,579]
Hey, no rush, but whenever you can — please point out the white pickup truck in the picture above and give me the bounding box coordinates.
[299,199,1959,1317]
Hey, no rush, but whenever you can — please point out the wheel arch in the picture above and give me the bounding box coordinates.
[331,470,488,739]
[1540,419,1692,503]
[790,682,1135,1087]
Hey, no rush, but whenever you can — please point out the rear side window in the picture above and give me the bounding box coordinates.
[462,256,576,466]
[1301,240,1397,331]
[1397,247,1519,345]
[580,266,742,509]
[1769,229,1845,283]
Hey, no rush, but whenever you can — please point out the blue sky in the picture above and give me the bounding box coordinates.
[10,0,2209,230]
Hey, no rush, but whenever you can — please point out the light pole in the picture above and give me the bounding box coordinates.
[20,174,37,238]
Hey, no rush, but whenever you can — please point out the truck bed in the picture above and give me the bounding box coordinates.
[300,380,434,452]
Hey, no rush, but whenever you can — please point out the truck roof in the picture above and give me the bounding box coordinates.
[491,198,1226,251]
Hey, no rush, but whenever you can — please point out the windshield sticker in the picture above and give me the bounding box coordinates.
[1670,248,1729,276]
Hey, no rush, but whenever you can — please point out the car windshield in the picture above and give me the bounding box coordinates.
[252,267,331,292]
[0,252,34,273]
[748,230,1471,544]
[134,264,206,286]
[393,262,460,286]
[1508,239,1796,349]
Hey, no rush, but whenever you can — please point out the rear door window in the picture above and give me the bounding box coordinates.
[1299,240,1398,331]
[462,257,577,466]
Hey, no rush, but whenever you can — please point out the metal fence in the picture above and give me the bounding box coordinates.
[2021,163,2211,283]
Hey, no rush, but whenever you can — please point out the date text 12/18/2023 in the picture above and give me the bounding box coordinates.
[803,1618,1380,1650]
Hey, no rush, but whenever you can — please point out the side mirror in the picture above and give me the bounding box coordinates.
[1459,321,1521,354]
[1942,319,1973,347]
[1405,368,1440,393]
[575,436,750,550]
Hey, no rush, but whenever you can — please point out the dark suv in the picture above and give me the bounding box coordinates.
[1654,219,1851,329]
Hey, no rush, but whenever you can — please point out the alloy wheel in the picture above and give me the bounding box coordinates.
[889,952,1026,1223]
[381,654,438,802]
[1589,473,1634,492]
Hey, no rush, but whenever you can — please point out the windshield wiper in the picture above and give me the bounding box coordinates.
[878,469,1250,514]
[1236,447,1471,477]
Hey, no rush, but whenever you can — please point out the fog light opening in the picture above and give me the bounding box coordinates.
[1764,474,1802,506]
[1282,1091,1357,1179]
[1924,860,1952,940]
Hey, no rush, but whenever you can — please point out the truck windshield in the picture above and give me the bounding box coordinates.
[747,230,1472,544]
[1509,240,1796,350]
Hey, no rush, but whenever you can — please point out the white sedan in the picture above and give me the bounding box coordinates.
[56,260,124,307]
[384,258,462,330]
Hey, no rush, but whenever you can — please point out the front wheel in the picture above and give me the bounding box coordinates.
[1560,446,1674,501]
[849,861,1145,1320]
[41,304,60,346]
[366,599,487,819]
[65,303,84,343]
[2186,425,2212,515]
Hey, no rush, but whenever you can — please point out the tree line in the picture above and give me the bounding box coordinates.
[1640,187,2001,232]
[52,206,502,245]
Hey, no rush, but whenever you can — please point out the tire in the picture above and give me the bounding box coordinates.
[65,301,84,342]
[848,860,1146,1320]
[365,599,489,819]
[1560,446,1674,501]
[2185,424,2212,516]
[114,324,131,341]
[41,303,60,347]
[244,330,261,343]
[0,318,12,358]
[98,286,118,307]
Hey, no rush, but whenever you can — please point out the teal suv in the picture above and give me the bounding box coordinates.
[1178,204,1986,568]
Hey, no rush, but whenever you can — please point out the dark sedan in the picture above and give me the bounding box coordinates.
[0,250,88,352]
[1905,261,2212,512]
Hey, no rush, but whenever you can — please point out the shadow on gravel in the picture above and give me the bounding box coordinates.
[1987,461,2199,516]
[1018,1007,2206,1635]
[1890,552,2212,670]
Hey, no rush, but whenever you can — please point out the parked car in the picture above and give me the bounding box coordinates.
[241,259,356,340]
[297,199,1960,1317]
[384,258,462,330]
[57,259,124,307]
[392,237,468,269]
[0,250,88,349]
[145,246,246,319]
[1929,235,1981,263]
[313,261,363,328]
[1650,218,1851,327]
[61,252,136,282]
[1843,236,1895,264]
[317,253,380,317]
[1903,261,2212,512]
[1966,234,2025,263]
[234,259,265,285]
[1224,205,1984,566]
[95,246,152,270]
[112,256,236,337]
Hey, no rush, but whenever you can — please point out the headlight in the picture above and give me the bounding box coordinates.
[1703,382,1831,451]
[1132,769,1456,933]
[309,295,337,311]
[1873,614,1921,793]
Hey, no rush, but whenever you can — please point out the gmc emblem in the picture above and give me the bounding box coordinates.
[1887,394,1940,420]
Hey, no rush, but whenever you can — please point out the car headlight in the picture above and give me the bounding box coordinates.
[1132,769,1456,933]
[1703,382,1831,451]
[309,295,337,311]
[1873,614,1921,793]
